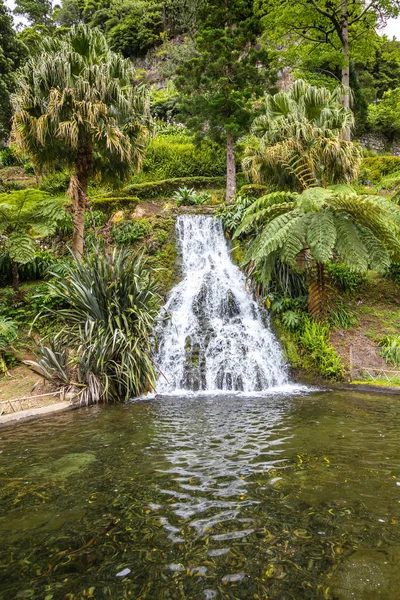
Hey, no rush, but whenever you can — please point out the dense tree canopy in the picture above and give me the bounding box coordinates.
[0,0,23,145]
[176,0,275,201]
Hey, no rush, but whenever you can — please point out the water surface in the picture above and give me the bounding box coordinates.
[1,390,400,599]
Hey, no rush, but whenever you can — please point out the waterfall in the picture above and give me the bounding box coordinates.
[155,215,291,395]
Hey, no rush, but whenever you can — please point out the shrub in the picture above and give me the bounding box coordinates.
[359,156,400,184]
[0,316,18,374]
[90,196,140,214]
[238,184,268,198]
[326,261,366,292]
[26,249,161,403]
[328,303,357,329]
[123,176,227,199]
[0,147,21,167]
[299,318,344,379]
[387,263,400,283]
[111,219,153,245]
[136,134,226,181]
[378,335,400,366]
[39,171,70,195]
[0,250,63,286]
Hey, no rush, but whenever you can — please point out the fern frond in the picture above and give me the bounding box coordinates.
[248,211,302,262]
[306,210,336,263]
[280,213,312,264]
[334,215,369,272]
[356,225,391,273]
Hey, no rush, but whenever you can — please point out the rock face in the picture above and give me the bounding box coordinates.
[154,215,289,394]
[358,133,400,156]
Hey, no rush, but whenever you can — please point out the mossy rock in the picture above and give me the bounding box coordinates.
[31,452,97,481]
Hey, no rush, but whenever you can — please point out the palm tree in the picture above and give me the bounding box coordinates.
[234,185,400,319]
[243,80,361,191]
[12,24,153,259]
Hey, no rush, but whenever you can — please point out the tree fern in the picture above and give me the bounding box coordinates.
[306,211,336,263]
[333,215,369,272]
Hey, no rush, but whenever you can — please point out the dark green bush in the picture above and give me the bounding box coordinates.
[0,250,62,286]
[359,156,400,184]
[387,263,400,283]
[326,261,366,292]
[238,184,268,198]
[123,176,226,199]
[90,196,140,214]
[137,135,226,181]
[111,219,152,245]
[39,171,70,194]
[0,146,21,167]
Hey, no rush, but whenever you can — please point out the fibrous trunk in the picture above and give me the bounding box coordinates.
[308,261,329,321]
[226,132,236,203]
[69,145,93,260]
[11,260,19,292]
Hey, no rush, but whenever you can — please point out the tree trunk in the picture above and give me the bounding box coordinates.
[341,0,351,140]
[11,260,19,292]
[70,145,93,261]
[225,132,236,203]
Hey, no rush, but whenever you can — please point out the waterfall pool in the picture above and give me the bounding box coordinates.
[1,390,400,599]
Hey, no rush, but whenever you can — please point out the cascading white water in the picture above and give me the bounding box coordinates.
[155,215,290,394]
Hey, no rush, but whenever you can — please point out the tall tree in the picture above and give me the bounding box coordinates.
[12,24,153,259]
[0,0,22,145]
[13,0,53,25]
[256,0,400,126]
[176,0,274,202]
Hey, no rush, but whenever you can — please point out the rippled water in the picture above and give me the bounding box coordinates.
[1,390,400,599]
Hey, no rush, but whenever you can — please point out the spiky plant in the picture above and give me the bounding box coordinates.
[243,80,361,191]
[26,248,161,404]
[12,24,153,260]
[0,189,66,290]
[234,185,400,319]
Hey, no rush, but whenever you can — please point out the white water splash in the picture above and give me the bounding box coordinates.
[155,215,293,395]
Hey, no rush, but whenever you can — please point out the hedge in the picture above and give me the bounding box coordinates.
[359,156,400,184]
[238,184,268,198]
[122,176,227,199]
[90,196,140,214]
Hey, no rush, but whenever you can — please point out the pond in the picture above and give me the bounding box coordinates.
[1,390,400,599]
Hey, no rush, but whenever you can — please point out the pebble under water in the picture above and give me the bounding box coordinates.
[1,390,400,599]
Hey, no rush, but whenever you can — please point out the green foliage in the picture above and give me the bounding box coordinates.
[0,250,62,285]
[368,87,400,141]
[0,2,23,144]
[172,186,208,206]
[124,176,226,199]
[0,189,66,268]
[387,262,400,283]
[238,184,268,198]
[0,315,18,374]
[298,318,344,379]
[243,80,361,190]
[328,303,357,329]
[0,146,21,167]
[359,156,400,184]
[217,195,255,234]
[137,133,226,181]
[378,335,400,366]
[111,219,153,246]
[326,261,366,292]
[27,248,161,404]
[90,196,140,215]
[177,0,272,141]
[39,171,70,195]
[13,0,52,25]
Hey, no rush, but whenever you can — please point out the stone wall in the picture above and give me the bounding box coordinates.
[358,132,400,156]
